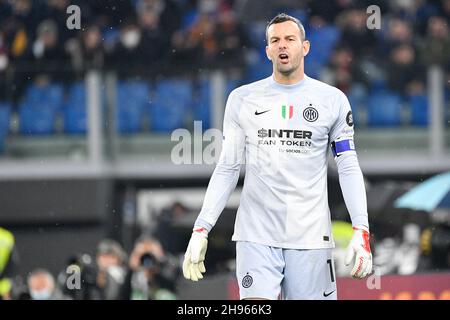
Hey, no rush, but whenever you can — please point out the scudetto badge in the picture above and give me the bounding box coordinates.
[346,111,354,127]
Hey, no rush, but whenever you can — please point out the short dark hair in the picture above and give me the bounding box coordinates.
[266,13,306,42]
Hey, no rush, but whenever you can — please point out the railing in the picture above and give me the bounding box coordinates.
[0,66,448,179]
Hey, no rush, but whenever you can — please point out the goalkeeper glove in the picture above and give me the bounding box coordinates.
[345,226,372,279]
[183,226,208,281]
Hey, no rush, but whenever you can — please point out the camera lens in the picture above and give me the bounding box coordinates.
[140,253,156,269]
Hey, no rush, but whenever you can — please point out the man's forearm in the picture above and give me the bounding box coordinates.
[194,163,241,232]
[336,153,369,229]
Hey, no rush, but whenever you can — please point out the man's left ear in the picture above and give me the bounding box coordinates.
[303,40,310,56]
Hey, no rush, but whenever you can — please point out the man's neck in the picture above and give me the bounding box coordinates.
[273,69,305,85]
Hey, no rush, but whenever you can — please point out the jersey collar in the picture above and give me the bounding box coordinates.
[269,74,310,91]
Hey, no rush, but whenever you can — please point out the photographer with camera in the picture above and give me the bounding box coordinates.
[123,235,178,300]
[58,239,127,300]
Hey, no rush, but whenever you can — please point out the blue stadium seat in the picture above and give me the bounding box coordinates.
[63,82,87,134]
[367,91,402,127]
[67,82,86,106]
[246,54,273,83]
[0,103,11,136]
[20,83,63,134]
[408,94,429,126]
[149,79,192,132]
[348,84,369,126]
[195,79,212,130]
[24,83,64,111]
[116,81,150,133]
[305,25,340,78]
[63,106,87,134]
[0,103,11,153]
[19,104,56,135]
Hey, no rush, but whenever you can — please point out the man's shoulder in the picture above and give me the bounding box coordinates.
[306,76,344,98]
[229,77,271,99]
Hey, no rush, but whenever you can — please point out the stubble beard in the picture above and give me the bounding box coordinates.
[276,57,301,77]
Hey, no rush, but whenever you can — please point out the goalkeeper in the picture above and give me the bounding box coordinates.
[183,13,372,300]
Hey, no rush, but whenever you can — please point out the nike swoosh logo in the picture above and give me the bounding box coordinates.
[323,290,336,297]
[255,109,270,115]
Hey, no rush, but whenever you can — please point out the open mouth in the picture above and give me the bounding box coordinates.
[279,53,289,64]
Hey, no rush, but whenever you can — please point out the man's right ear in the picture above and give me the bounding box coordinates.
[265,46,271,60]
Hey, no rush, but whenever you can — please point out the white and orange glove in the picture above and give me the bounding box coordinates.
[183,226,208,281]
[345,226,372,279]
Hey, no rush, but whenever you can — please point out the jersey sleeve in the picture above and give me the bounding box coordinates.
[329,90,356,158]
[330,90,369,229]
[194,89,246,231]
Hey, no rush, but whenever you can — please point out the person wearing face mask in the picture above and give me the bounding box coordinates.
[107,21,143,78]
[27,269,70,300]
[95,239,127,300]
[107,18,168,78]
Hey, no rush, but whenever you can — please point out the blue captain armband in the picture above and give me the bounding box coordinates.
[331,138,356,158]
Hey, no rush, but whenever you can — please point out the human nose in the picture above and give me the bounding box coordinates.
[278,39,288,49]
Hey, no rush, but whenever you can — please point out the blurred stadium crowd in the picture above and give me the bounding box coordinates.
[1,227,182,300]
[0,0,449,139]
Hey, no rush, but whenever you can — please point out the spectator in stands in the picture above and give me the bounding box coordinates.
[322,46,354,93]
[387,44,424,96]
[336,8,377,57]
[382,18,414,54]
[84,0,135,28]
[27,19,70,82]
[136,0,182,39]
[0,34,9,101]
[10,0,46,41]
[137,3,170,63]
[214,10,250,68]
[27,269,70,300]
[46,0,77,45]
[69,24,105,74]
[107,19,167,78]
[418,16,450,67]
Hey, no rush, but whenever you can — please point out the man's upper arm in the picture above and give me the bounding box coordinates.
[218,89,246,167]
[329,90,357,159]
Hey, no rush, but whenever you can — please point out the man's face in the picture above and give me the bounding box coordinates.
[97,253,121,271]
[266,21,310,76]
[28,273,54,300]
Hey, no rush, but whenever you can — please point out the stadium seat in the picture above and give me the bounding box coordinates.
[18,83,63,135]
[149,79,192,132]
[0,103,11,153]
[24,83,64,111]
[0,102,11,136]
[348,84,369,126]
[367,91,402,127]
[246,54,273,83]
[408,94,429,126]
[19,104,56,135]
[194,79,212,130]
[116,81,150,133]
[63,106,87,134]
[63,82,87,134]
[305,25,340,78]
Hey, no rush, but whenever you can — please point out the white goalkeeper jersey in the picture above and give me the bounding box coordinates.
[195,74,368,249]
